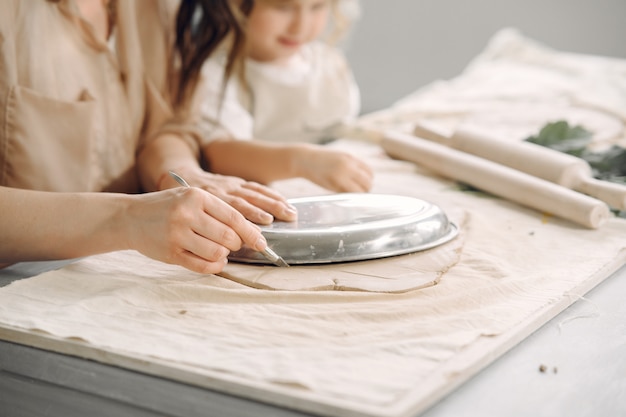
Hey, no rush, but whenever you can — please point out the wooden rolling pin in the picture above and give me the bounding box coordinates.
[413,122,626,210]
[381,130,611,229]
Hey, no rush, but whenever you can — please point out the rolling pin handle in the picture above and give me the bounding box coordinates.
[413,121,453,145]
[576,176,626,211]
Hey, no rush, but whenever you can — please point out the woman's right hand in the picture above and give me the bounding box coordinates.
[125,187,268,274]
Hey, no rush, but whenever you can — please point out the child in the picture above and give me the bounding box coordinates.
[197,0,373,193]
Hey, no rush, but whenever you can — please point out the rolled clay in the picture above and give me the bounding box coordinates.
[382,130,611,229]
[413,122,626,210]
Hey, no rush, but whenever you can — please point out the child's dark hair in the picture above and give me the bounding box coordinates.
[173,0,253,109]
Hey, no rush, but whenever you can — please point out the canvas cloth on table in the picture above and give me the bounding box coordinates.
[359,27,626,149]
[0,139,624,417]
[1,29,626,417]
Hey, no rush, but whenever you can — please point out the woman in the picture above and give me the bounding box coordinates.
[0,0,296,273]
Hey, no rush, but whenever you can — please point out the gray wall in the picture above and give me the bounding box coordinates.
[345,0,626,114]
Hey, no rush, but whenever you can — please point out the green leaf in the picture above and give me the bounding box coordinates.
[525,120,626,210]
[583,146,626,183]
[525,120,592,155]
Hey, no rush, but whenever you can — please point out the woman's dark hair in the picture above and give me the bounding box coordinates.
[173,0,254,109]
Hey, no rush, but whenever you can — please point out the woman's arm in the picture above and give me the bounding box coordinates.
[204,139,374,193]
[0,185,267,274]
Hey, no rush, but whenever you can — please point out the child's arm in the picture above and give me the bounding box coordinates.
[204,139,373,193]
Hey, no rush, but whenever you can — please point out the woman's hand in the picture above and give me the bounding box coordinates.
[159,168,297,225]
[0,185,269,274]
[296,145,374,193]
[137,133,297,226]
[125,187,269,274]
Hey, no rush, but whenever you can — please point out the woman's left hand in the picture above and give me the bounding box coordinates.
[160,168,297,225]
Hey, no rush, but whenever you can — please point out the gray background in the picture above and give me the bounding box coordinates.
[345,0,626,114]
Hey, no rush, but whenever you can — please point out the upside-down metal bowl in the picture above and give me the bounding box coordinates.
[228,193,459,265]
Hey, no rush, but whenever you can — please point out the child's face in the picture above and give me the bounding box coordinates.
[246,0,331,63]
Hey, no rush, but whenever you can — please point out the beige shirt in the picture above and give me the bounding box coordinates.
[0,0,197,193]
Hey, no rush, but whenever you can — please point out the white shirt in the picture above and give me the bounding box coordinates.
[199,41,360,145]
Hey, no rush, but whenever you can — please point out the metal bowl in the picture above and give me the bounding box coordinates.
[228,193,459,265]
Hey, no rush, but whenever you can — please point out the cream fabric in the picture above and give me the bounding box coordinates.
[0,0,199,193]
[1,29,626,417]
[199,42,360,144]
[360,28,626,148]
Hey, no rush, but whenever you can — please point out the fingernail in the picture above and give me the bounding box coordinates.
[260,212,274,223]
[255,236,267,251]
[285,204,298,215]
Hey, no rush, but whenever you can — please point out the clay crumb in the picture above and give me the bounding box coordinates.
[539,364,547,373]
[178,309,187,315]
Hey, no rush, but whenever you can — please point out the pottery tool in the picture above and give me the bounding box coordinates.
[167,171,289,267]
[413,122,626,210]
[380,131,611,229]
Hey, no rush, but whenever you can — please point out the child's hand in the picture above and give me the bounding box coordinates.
[298,146,373,193]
